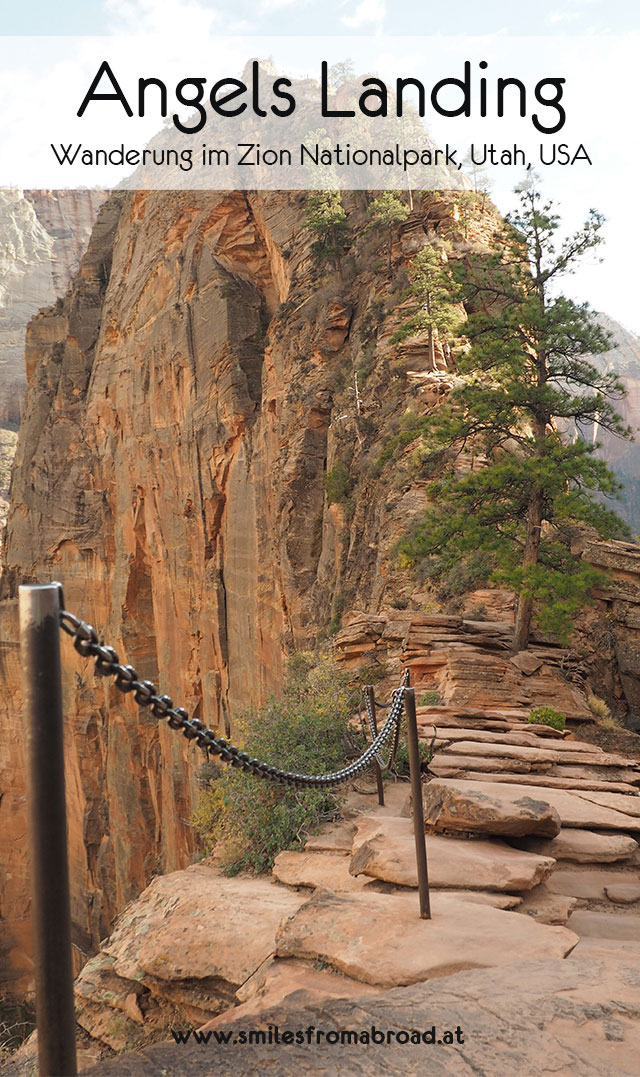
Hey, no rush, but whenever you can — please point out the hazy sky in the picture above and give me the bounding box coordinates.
[2,0,637,36]
[2,1,639,332]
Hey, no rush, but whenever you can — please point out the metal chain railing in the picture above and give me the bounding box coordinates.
[59,608,409,790]
[21,581,431,1077]
[364,685,403,771]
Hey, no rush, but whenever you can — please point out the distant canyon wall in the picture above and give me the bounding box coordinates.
[0,189,107,427]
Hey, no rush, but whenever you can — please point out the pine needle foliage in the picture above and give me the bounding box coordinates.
[398,180,633,648]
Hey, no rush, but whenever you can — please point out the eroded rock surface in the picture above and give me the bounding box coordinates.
[83,955,640,1076]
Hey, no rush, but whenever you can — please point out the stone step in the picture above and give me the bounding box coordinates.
[304,823,355,854]
[273,851,372,893]
[417,705,551,725]
[421,779,561,838]
[431,756,640,787]
[513,828,639,864]
[546,764,640,786]
[349,815,555,892]
[568,791,640,817]
[547,868,640,902]
[275,889,578,988]
[440,741,634,767]
[420,779,640,832]
[421,727,609,752]
[565,909,640,940]
[430,754,549,776]
[444,772,640,794]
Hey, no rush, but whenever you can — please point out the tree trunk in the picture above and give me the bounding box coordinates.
[428,327,435,371]
[513,486,544,652]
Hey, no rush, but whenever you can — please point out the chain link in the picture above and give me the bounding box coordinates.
[59,610,409,789]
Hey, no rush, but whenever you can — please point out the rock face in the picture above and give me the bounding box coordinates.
[74,863,306,1047]
[276,889,577,988]
[0,189,107,426]
[83,954,640,1077]
[0,188,485,990]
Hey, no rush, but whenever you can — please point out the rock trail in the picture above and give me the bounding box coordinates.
[62,610,640,1076]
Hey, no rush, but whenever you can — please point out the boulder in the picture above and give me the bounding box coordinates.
[421,779,562,838]
[516,829,639,864]
[276,889,578,987]
[103,863,306,990]
[510,652,544,675]
[349,816,555,891]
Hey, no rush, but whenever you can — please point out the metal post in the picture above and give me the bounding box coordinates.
[19,583,77,1077]
[364,685,385,807]
[404,686,431,919]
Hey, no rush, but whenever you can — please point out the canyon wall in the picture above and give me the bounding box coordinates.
[587,316,640,535]
[0,190,107,427]
[1,188,639,997]
[0,188,452,992]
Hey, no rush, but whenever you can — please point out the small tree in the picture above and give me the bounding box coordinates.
[366,191,409,275]
[393,244,463,370]
[398,180,633,650]
[462,150,493,209]
[305,190,351,270]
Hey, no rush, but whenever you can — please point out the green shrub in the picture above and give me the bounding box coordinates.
[328,592,345,635]
[192,653,357,873]
[324,462,354,504]
[375,411,426,470]
[528,706,566,731]
[419,691,440,706]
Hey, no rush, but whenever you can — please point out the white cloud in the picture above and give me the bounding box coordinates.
[341,0,385,30]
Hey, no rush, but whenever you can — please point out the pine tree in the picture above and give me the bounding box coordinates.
[393,244,463,370]
[366,191,409,275]
[304,190,351,271]
[398,180,633,650]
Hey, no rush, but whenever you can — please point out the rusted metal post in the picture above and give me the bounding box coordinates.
[364,685,385,807]
[19,583,77,1077]
[404,686,431,919]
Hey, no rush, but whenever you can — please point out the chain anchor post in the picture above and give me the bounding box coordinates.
[404,684,431,920]
[19,582,78,1077]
